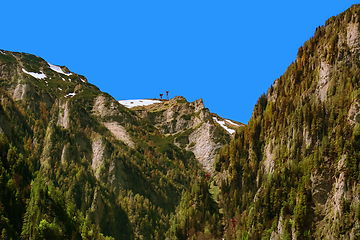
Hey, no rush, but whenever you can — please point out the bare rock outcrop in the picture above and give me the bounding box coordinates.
[131,96,236,172]
[57,99,70,129]
[13,82,31,101]
[348,101,360,126]
[102,121,135,148]
[61,143,70,164]
[92,138,106,177]
[317,60,332,102]
[93,94,130,121]
[347,22,360,52]
[263,141,275,175]
[187,122,223,172]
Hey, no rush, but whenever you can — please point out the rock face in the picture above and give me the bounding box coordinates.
[92,138,106,177]
[0,48,224,239]
[347,21,360,51]
[57,99,70,129]
[127,96,240,172]
[317,60,332,102]
[348,101,360,126]
[187,122,223,172]
[101,121,135,148]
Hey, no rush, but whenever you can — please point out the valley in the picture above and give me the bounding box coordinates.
[2,4,360,239]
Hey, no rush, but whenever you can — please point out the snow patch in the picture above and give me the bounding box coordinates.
[226,119,241,127]
[213,117,235,134]
[65,92,76,98]
[0,50,6,55]
[22,68,47,79]
[61,77,66,81]
[81,78,86,83]
[48,63,72,76]
[58,87,62,91]
[118,99,162,108]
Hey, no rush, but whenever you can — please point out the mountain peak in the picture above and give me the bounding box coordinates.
[119,95,241,172]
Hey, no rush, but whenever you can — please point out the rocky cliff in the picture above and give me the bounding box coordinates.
[0,49,207,239]
[3,4,360,239]
[121,96,243,172]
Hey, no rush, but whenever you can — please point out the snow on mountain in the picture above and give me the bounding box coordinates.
[225,119,243,127]
[213,116,236,134]
[118,99,162,108]
[48,63,72,76]
[22,68,47,79]
[65,92,76,98]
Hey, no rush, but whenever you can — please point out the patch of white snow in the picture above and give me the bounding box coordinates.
[48,63,72,76]
[22,68,47,79]
[58,87,62,91]
[213,117,235,134]
[0,50,6,55]
[118,99,162,108]
[65,92,76,98]
[81,78,86,83]
[61,77,66,81]
[225,119,241,127]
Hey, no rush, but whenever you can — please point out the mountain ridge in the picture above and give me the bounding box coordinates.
[216,4,360,239]
[2,4,360,239]
[118,95,242,172]
[0,47,231,239]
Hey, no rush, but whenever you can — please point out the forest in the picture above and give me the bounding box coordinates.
[2,3,360,240]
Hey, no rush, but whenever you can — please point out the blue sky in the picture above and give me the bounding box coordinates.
[1,1,358,123]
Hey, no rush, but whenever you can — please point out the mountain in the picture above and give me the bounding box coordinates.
[119,96,243,172]
[215,4,360,239]
[0,50,233,239]
[3,3,360,240]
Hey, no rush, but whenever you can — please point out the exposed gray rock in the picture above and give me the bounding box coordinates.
[263,141,275,175]
[101,121,135,148]
[347,22,360,51]
[187,122,223,172]
[93,95,121,119]
[61,143,70,164]
[348,101,360,126]
[13,82,31,100]
[57,99,70,129]
[317,61,332,102]
[92,138,106,177]
[130,96,236,172]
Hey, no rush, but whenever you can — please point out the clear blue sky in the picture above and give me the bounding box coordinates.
[1,1,358,123]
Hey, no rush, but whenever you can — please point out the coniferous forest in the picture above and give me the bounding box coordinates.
[2,4,360,240]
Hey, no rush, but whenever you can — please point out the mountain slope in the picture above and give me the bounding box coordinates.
[3,4,360,240]
[216,4,360,239]
[120,96,242,172]
[0,50,209,239]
